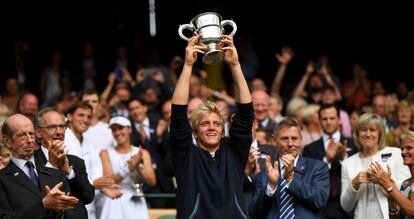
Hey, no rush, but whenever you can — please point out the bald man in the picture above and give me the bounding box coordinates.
[0,114,79,218]
[252,90,276,130]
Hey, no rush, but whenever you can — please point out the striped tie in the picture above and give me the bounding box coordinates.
[279,176,295,219]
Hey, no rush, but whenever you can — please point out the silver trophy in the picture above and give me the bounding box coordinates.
[130,166,145,199]
[178,12,237,65]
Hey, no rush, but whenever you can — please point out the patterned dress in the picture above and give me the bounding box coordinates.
[400,178,414,219]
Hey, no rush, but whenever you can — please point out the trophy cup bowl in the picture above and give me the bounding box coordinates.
[178,12,237,65]
[130,168,145,199]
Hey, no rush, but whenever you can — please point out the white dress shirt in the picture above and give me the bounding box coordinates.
[65,128,103,219]
[11,156,38,177]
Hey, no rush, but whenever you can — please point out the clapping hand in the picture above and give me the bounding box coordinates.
[47,140,71,175]
[368,161,392,187]
[245,147,260,176]
[264,156,279,191]
[281,154,295,182]
[351,171,369,190]
[127,149,144,171]
[336,140,348,160]
[326,140,338,162]
[42,182,79,211]
[101,184,123,200]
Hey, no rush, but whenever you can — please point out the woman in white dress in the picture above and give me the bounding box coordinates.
[96,116,156,219]
[340,113,411,219]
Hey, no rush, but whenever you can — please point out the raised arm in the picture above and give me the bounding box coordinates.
[172,35,207,105]
[320,66,342,101]
[270,47,294,97]
[100,73,116,107]
[221,34,251,104]
[293,62,314,98]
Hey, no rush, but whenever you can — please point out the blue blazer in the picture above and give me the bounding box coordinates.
[249,156,330,219]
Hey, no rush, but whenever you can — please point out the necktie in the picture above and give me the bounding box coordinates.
[25,161,39,190]
[328,136,337,198]
[329,164,337,198]
[279,175,295,219]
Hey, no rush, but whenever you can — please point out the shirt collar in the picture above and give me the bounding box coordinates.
[135,117,150,128]
[11,156,37,170]
[323,130,341,143]
[143,117,150,127]
[41,146,49,161]
[260,118,269,128]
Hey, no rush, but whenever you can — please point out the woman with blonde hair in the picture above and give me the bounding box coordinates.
[341,113,411,219]
[300,104,322,146]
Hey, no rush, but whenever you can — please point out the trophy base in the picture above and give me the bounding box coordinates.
[203,50,224,65]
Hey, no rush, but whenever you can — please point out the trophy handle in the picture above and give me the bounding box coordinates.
[178,24,195,41]
[221,20,237,36]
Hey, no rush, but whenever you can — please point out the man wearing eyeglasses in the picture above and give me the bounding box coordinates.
[0,114,79,218]
[34,107,95,219]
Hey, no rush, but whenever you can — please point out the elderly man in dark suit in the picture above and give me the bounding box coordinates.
[33,107,96,219]
[0,114,79,218]
[249,117,330,219]
[302,103,358,219]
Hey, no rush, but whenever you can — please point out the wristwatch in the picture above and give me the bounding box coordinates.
[386,185,394,193]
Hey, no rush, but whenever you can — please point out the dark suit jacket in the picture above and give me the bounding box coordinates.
[34,149,95,219]
[0,160,79,219]
[249,156,330,219]
[302,136,358,219]
[259,118,276,131]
